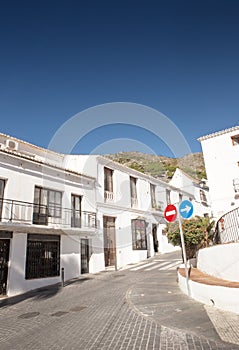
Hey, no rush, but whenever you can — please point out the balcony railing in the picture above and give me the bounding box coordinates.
[131,197,138,208]
[104,191,114,202]
[0,198,96,229]
[214,206,239,244]
[151,201,164,212]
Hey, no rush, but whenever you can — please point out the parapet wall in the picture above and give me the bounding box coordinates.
[197,242,239,282]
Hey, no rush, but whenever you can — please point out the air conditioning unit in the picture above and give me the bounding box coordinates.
[6,139,18,151]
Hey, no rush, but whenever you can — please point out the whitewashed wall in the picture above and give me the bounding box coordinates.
[200,128,239,218]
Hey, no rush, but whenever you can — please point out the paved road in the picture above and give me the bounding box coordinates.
[0,251,238,350]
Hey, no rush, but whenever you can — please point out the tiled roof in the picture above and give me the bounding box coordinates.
[198,126,239,142]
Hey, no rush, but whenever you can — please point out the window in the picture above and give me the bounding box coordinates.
[231,135,239,146]
[166,189,171,205]
[233,178,239,193]
[104,167,114,201]
[200,190,208,204]
[0,179,5,220]
[130,177,137,207]
[25,234,60,279]
[104,167,113,192]
[33,187,62,225]
[71,194,82,227]
[150,184,156,208]
[131,219,147,250]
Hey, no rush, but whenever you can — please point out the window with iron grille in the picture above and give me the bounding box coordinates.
[25,234,60,279]
[131,219,147,250]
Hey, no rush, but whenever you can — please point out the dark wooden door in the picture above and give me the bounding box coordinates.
[103,216,116,267]
[152,224,158,253]
[0,239,10,295]
[81,239,89,274]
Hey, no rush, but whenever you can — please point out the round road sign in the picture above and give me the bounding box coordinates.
[164,204,177,222]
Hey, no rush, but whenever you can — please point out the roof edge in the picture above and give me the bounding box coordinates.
[198,126,239,142]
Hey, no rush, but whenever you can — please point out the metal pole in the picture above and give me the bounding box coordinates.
[178,214,190,296]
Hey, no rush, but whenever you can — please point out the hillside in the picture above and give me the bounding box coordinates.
[105,152,206,182]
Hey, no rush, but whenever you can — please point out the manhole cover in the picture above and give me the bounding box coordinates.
[70,306,87,312]
[18,312,40,319]
[51,311,69,317]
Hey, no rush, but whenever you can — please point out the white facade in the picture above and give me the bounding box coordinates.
[0,133,101,297]
[170,168,212,218]
[0,132,212,297]
[198,126,239,218]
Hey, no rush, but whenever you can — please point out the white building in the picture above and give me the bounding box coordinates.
[170,168,211,218]
[64,154,180,268]
[198,126,239,218]
[0,133,100,297]
[0,132,212,297]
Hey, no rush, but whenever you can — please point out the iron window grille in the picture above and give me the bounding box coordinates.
[25,234,60,279]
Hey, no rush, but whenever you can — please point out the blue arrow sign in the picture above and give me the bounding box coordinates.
[179,200,194,219]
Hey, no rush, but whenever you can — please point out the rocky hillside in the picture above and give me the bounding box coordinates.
[105,152,206,182]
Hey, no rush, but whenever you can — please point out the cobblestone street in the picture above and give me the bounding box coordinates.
[0,252,238,350]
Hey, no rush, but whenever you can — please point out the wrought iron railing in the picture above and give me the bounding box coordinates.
[214,206,239,244]
[0,198,96,229]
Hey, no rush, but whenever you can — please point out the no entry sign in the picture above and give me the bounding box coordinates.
[164,204,177,222]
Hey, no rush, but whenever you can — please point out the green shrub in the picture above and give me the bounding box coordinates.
[166,216,215,260]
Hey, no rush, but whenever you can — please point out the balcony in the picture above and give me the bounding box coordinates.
[104,191,114,202]
[0,198,96,230]
[131,197,138,208]
[151,201,164,212]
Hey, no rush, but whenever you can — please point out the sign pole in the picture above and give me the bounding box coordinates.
[178,210,190,296]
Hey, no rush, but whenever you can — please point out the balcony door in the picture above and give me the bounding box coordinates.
[103,216,116,267]
[104,167,114,201]
[71,195,82,227]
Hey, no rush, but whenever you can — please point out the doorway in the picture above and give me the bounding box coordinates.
[103,216,116,267]
[0,239,10,295]
[81,239,89,274]
[152,224,158,253]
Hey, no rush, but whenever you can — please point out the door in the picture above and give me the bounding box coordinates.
[103,216,116,267]
[0,239,10,295]
[71,195,82,227]
[152,224,158,253]
[81,239,89,274]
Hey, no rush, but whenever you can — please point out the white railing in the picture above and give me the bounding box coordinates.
[104,191,114,202]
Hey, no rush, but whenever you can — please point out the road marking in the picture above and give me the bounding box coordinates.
[145,261,170,271]
[158,261,181,270]
[130,262,158,271]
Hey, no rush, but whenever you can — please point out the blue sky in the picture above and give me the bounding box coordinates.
[0,0,239,157]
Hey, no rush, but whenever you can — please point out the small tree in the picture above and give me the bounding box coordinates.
[166,216,215,260]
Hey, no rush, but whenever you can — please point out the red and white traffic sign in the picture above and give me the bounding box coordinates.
[164,204,177,222]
